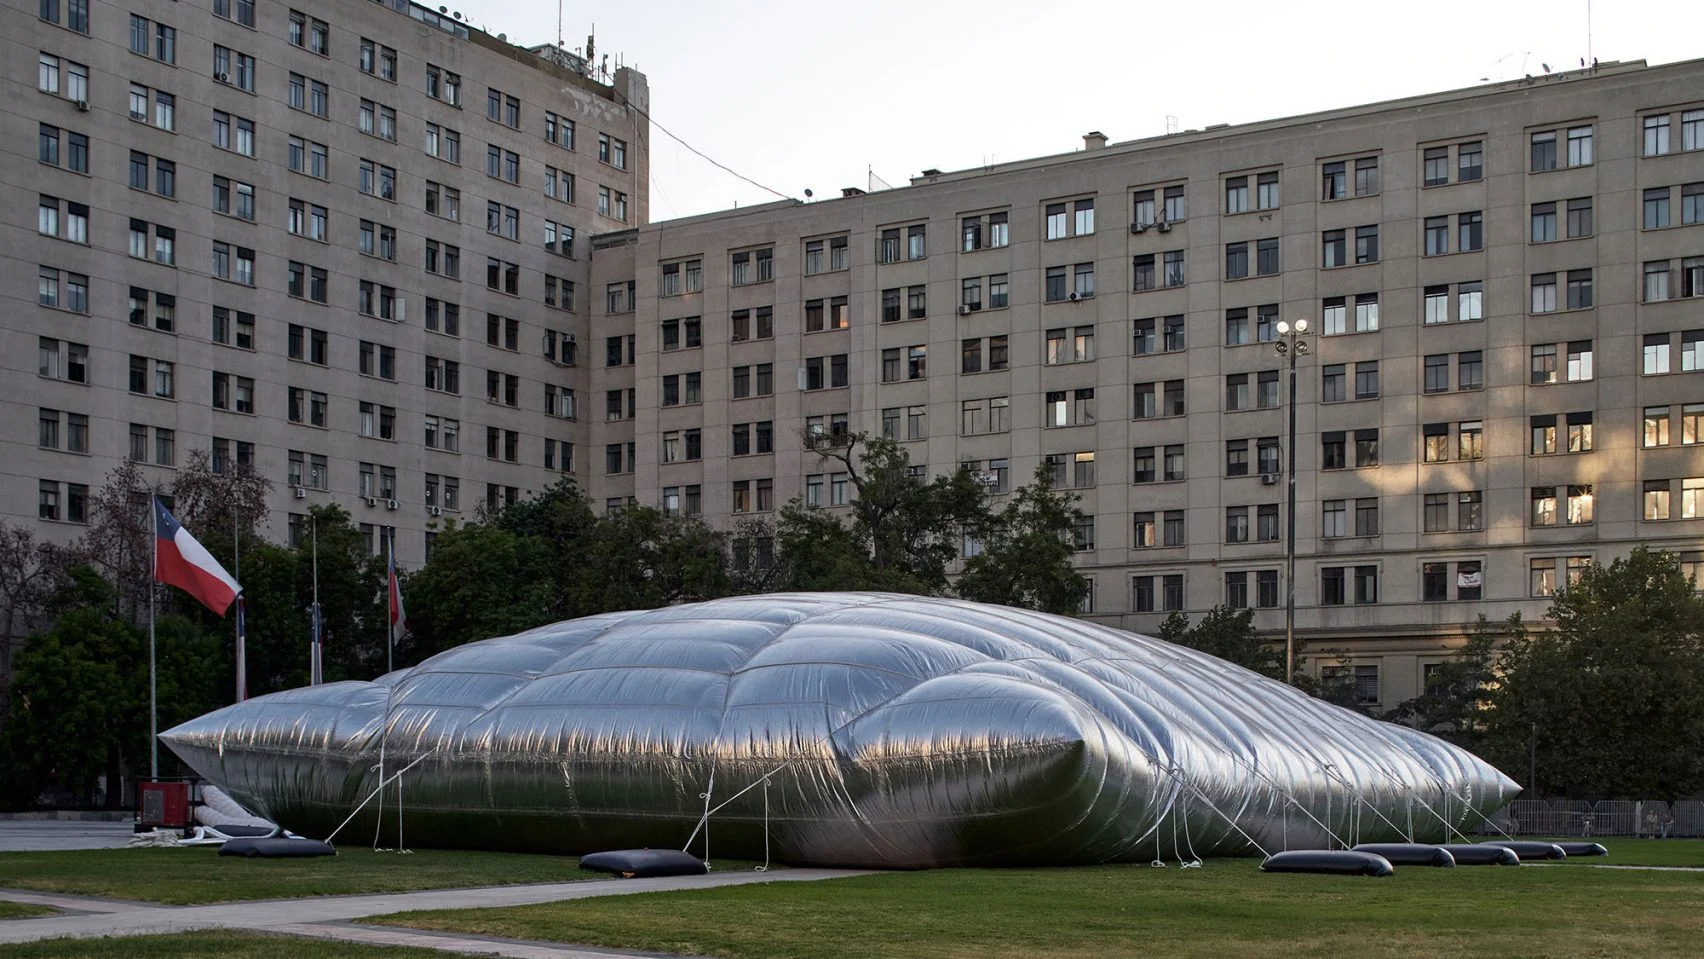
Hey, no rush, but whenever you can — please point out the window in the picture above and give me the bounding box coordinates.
[1353,429,1379,468]
[1531,130,1558,171]
[1322,161,1346,200]
[1322,499,1346,538]
[1225,374,1251,411]
[1687,184,1704,226]
[1354,361,1379,400]
[364,40,399,81]
[1566,198,1593,238]
[1354,156,1380,196]
[1567,126,1593,166]
[1645,333,1673,374]
[1531,201,1558,242]
[1424,216,1449,256]
[1163,185,1186,222]
[1423,354,1449,394]
[1321,364,1346,403]
[1323,229,1346,268]
[1226,507,1250,544]
[212,110,255,156]
[37,338,89,384]
[1646,114,1672,156]
[1423,147,1449,186]
[1567,269,1594,309]
[1225,242,1249,280]
[1163,250,1185,287]
[1459,421,1484,462]
[1355,225,1379,264]
[1457,351,1483,390]
[1531,273,1558,313]
[214,45,257,92]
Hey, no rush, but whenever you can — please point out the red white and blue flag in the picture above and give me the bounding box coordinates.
[153,497,241,615]
[387,545,409,643]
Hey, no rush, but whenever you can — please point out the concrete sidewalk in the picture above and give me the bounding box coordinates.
[0,868,870,954]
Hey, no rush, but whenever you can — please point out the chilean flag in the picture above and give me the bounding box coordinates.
[153,497,241,615]
[388,546,409,642]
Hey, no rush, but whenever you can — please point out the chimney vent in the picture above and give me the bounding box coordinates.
[1083,131,1108,150]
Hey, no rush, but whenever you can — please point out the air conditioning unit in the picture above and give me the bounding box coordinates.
[957,304,972,316]
[563,332,576,343]
[1261,473,1281,485]
[293,487,307,499]
[1068,291,1081,301]
[75,99,89,112]
[429,506,443,517]
[363,496,377,507]
[1130,222,1148,234]
[1156,220,1173,233]
[385,499,400,511]
[216,72,231,84]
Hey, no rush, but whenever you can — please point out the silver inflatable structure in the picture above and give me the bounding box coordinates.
[163,593,1518,867]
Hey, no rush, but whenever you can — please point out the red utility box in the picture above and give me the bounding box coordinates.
[138,781,192,830]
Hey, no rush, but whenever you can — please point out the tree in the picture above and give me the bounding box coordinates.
[0,522,83,692]
[0,567,221,807]
[776,433,992,596]
[1383,613,1506,749]
[403,479,737,662]
[956,465,1088,614]
[1482,547,1704,797]
[1157,605,1286,680]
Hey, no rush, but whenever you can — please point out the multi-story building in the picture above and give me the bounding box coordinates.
[585,57,1704,709]
[5,0,647,560]
[8,5,1704,713]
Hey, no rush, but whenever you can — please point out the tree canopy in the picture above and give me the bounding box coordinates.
[1478,548,1704,798]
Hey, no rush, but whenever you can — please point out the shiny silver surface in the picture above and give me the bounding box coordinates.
[162,593,1517,867]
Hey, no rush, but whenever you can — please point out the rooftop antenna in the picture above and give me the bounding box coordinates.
[1165,115,1179,135]
[557,0,563,49]
[1586,0,1593,72]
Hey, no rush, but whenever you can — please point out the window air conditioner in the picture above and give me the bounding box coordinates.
[1068,292,1081,301]
[957,304,972,316]
[1156,220,1172,233]
[385,499,400,511]
[293,487,307,499]
[217,72,231,84]
[76,99,89,112]
[1130,222,1147,234]
[363,496,377,507]
[1261,474,1281,485]
[430,506,443,517]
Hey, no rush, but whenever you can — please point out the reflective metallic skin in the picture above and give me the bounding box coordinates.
[162,593,1518,867]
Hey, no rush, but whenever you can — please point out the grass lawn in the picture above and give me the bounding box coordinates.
[0,930,489,958]
[1527,837,1704,867]
[0,900,57,920]
[0,846,598,905]
[372,850,1704,959]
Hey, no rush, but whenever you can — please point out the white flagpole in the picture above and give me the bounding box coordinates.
[311,515,321,685]
[234,511,245,702]
[149,496,158,781]
[386,528,395,675]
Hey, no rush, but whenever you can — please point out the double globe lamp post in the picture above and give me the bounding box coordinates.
[1274,319,1311,685]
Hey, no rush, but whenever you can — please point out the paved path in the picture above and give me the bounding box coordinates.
[0,868,871,956]
[0,821,135,852]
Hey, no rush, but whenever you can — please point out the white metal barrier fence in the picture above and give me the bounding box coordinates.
[1477,799,1702,838]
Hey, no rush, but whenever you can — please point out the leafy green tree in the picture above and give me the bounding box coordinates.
[1383,613,1506,748]
[403,479,735,662]
[1157,605,1285,680]
[776,434,992,596]
[1,568,221,806]
[404,522,558,662]
[1483,547,1704,797]
[956,465,1088,614]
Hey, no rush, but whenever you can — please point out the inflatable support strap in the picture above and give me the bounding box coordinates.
[579,849,708,878]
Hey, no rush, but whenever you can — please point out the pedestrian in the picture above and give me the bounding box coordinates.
[1661,811,1674,839]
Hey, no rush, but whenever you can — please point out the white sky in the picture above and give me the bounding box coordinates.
[481,0,1699,220]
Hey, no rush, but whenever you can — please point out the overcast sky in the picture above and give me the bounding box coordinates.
[481,0,1698,221]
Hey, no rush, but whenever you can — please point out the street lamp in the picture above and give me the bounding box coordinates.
[1274,319,1311,685]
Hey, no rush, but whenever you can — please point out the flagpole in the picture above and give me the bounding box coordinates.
[148,496,159,781]
[311,514,321,685]
[234,511,245,702]
[386,528,395,675]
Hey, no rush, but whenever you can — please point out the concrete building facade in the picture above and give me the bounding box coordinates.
[5,0,647,561]
[584,58,1704,709]
[6,0,1704,711]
